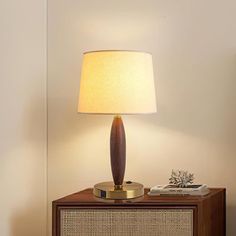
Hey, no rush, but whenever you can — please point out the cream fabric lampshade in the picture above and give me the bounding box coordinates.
[78,50,157,114]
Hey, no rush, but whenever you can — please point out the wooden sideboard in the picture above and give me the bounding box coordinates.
[53,188,225,236]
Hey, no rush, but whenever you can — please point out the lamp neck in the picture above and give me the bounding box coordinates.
[114,114,122,119]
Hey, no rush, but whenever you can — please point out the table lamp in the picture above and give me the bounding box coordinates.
[78,50,156,199]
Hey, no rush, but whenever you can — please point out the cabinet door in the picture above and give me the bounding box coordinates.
[59,208,194,236]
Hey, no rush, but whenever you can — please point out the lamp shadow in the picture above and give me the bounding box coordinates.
[132,54,236,146]
[10,204,46,236]
[5,94,47,236]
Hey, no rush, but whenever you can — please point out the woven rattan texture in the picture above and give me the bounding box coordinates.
[60,208,193,236]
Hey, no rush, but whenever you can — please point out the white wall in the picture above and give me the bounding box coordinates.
[0,0,47,235]
[48,0,236,235]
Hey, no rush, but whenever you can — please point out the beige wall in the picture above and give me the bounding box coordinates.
[48,0,236,235]
[0,0,47,235]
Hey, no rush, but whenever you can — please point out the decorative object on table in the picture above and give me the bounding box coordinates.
[78,50,157,199]
[53,188,226,236]
[169,169,194,188]
[148,184,210,196]
[148,169,210,196]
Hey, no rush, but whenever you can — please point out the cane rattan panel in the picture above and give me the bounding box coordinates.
[60,208,193,236]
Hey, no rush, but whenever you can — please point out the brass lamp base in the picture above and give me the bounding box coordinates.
[93,181,144,199]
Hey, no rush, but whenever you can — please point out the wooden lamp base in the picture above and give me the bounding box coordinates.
[93,115,144,200]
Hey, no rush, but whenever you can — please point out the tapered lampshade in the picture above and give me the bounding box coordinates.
[78,50,156,114]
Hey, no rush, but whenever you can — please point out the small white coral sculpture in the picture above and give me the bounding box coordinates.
[169,170,194,188]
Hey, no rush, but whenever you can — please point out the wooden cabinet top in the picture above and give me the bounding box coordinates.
[53,188,225,206]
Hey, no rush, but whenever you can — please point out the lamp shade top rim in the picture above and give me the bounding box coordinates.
[83,50,152,55]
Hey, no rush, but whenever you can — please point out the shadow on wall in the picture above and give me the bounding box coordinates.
[5,92,46,236]
[10,204,45,236]
[139,54,236,147]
